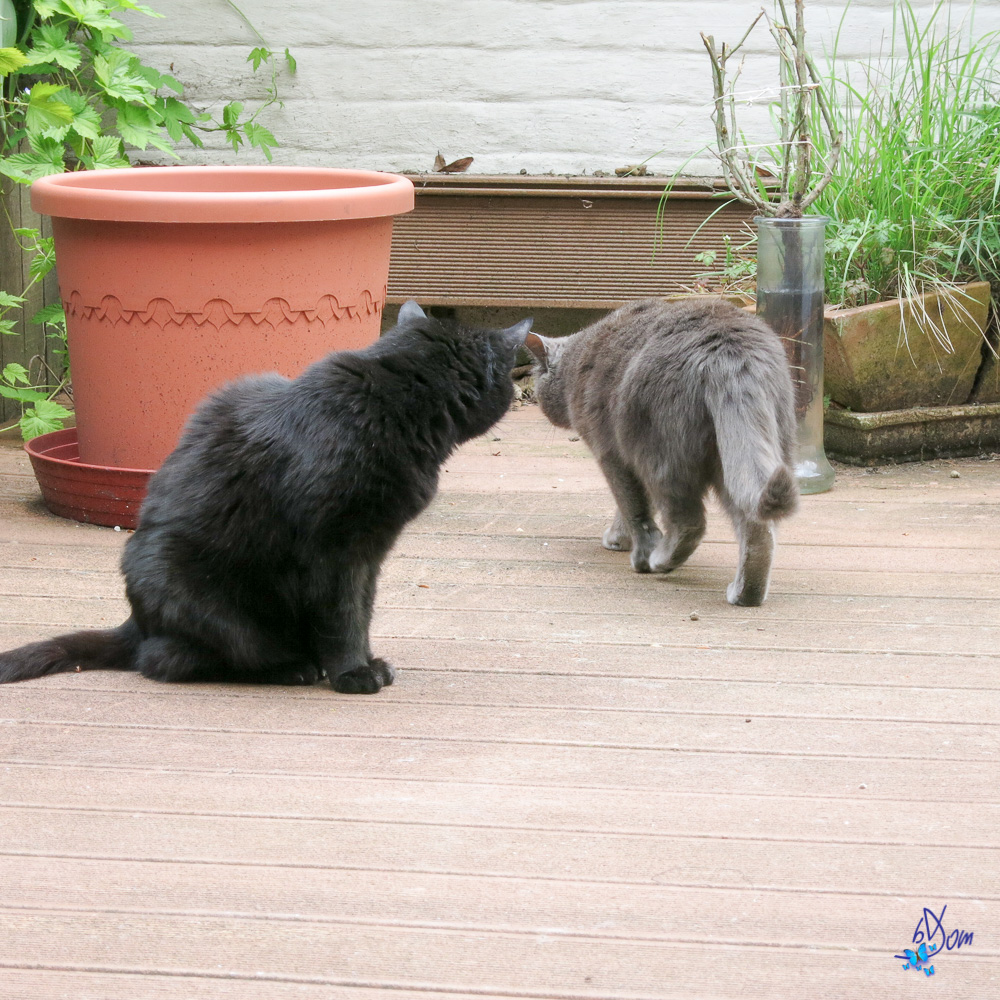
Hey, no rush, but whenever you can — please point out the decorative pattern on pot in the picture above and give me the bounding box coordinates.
[63,289,385,333]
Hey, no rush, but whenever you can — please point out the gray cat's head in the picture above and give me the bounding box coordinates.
[524,331,574,428]
[524,332,572,373]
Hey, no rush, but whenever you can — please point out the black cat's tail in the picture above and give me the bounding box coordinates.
[0,617,141,684]
[705,376,799,523]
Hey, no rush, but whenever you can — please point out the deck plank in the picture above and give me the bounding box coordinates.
[2,406,998,998]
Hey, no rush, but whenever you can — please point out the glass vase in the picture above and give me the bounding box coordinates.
[755,216,835,494]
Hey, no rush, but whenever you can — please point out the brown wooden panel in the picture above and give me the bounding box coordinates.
[387,175,754,308]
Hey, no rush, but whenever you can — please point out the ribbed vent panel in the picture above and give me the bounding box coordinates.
[387,175,754,308]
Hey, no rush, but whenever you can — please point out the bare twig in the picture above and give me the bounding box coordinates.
[704,0,842,217]
[700,15,771,213]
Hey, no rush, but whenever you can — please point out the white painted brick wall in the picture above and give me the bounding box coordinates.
[124,1,1000,176]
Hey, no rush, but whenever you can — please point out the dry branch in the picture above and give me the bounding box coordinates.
[703,0,842,218]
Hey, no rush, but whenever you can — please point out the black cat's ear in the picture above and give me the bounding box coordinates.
[398,300,426,324]
[499,318,533,353]
[524,331,549,371]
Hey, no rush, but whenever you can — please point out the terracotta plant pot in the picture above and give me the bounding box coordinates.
[30,166,414,475]
[823,281,991,412]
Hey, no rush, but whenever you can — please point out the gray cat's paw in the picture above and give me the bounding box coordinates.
[631,551,652,573]
[602,527,631,551]
[649,527,704,574]
[602,513,631,551]
[629,528,662,573]
[726,580,767,607]
[332,658,395,694]
[648,551,676,574]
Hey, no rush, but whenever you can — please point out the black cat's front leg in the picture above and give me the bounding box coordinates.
[334,656,395,694]
[595,454,661,572]
[309,559,395,694]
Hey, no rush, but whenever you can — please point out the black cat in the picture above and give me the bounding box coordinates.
[0,302,530,693]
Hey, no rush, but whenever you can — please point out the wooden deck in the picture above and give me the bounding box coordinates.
[1,405,998,999]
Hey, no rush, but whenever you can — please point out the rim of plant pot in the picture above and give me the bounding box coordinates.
[31,166,415,224]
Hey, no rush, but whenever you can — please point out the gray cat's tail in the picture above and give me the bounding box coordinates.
[0,617,140,684]
[705,380,799,523]
[757,464,799,519]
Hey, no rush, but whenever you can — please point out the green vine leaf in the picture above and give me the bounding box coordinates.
[0,383,50,403]
[243,121,277,161]
[111,1,164,17]
[23,23,83,71]
[248,46,270,72]
[0,46,29,76]
[0,138,65,182]
[93,49,156,102]
[135,62,184,95]
[32,1,63,19]
[20,399,74,440]
[24,83,75,132]
[2,363,31,385]
[157,95,196,142]
[221,100,244,152]
[62,91,103,140]
[83,133,130,169]
[22,230,58,280]
[51,0,129,38]
[111,101,172,153]
[31,302,67,328]
[222,100,243,128]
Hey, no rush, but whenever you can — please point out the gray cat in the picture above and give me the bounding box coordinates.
[526,298,798,606]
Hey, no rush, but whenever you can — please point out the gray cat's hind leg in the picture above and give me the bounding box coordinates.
[648,489,707,573]
[595,454,661,572]
[725,513,775,606]
[715,479,777,606]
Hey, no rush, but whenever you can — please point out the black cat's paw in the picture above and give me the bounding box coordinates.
[266,663,327,685]
[332,658,395,694]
